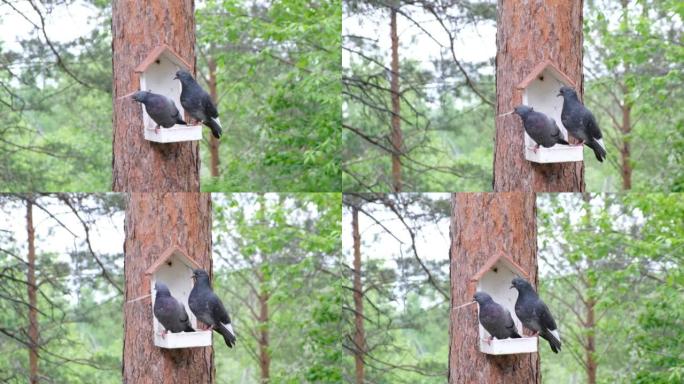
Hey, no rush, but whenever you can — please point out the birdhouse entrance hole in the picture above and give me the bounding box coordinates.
[469,255,537,355]
[516,60,584,163]
[134,45,202,143]
[146,246,212,349]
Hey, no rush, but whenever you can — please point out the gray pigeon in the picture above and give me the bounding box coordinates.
[132,91,187,131]
[473,292,522,342]
[513,105,569,151]
[188,269,236,348]
[174,70,222,139]
[511,277,561,353]
[557,86,607,162]
[153,282,195,334]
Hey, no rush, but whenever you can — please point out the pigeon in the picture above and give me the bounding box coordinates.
[513,105,569,151]
[174,70,222,139]
[153,282,195,335]
[473,291,522,342]
[557,86,607,162]
[511,277,561,353]
[131,91,187,132]
[188,269,236,348]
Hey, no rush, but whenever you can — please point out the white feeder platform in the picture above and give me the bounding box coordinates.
[517,60,584,164]
[479,336,537,355]
[154,329,212,349]
[134,45,201,143]
[144,125,202,143]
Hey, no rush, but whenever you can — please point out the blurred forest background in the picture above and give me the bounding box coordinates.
[342,193,450,383]
[343,0,684,192]
[537,193,683,383]
[0,0,340,192]
[0,194,124,383]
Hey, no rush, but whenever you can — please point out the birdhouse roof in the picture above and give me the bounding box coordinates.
[144,246,201,275]
[469,253,529,284]
[134,44,193,73]
[516,59,576,90]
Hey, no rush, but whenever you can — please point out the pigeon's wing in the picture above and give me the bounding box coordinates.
[535,300,558,331]
[202,93,219,119]
[583,109,603,140]
[523,113,548,143]
[209,293,231,324]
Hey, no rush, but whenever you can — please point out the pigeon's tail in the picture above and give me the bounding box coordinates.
[215,322,236,348]
[204,117,222,139]
[510,330,522,339]
[540,328,561,353]
[586,139,606,162]
[557,137,570,146]
[184,323,195,333]
[176,117,188,126]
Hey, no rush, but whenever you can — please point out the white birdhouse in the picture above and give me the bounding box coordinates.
[144,246,212,349]
[134,45,202,143]
[469,254,537,355]
[516,60,583,163]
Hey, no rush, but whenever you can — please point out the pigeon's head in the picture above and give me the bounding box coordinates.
[473,291,494,305]
[192,269,211,285]
[513,105,533,118]
[155,282,170,296]
[557,86,578,99]
[174,70,194,82]
[132,91,149,103]
[510,277,533,291]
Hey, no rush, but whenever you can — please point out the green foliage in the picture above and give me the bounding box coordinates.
[0,4,112,191]
[212,193,343,383]
[538,193,684,383]
[197,0,341,192]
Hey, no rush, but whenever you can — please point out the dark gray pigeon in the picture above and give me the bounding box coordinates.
[153,282,195,334]
[132,91,187,132]
[188,269,236,348]
[513,105,569,151]
[511,277,561,353]
[473,292,521,342]
[174,70,222,139]
[557,86,607,162]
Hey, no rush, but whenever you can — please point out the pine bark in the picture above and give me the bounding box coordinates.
[26,200,38,384]
[389,8,402,193]
[449,192,540,383]
[122,193,213,383]
[493,0,585,192]
[258,273,271,383]
[352,206,365,383]
[112,0,200,191]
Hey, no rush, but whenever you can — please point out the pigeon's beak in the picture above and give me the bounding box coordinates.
[510,284,514,289]
[173,75,178,80]
[556,91,562,97]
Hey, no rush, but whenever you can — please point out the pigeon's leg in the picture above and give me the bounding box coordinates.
[155,124,160,134]
[533,144,540,153]
[574,140,585,147]
[485,335,493,345]
[161,329,168,339]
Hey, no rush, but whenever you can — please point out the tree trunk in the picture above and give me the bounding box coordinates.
[112,1,200,192]
[208,57,220,178]
[352,206,365,384]
[389,8,402,193]
[26,200,38,384]
[122,193,213,383]
[586,296,597,384]
[258,272,271,383]
[449,192,540,383]
[493,0,585,192]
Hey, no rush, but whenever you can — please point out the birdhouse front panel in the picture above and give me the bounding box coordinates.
[475,259,537,355]
[520,65,583,163]
[149,249,212,348]
[136,47,202,143]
